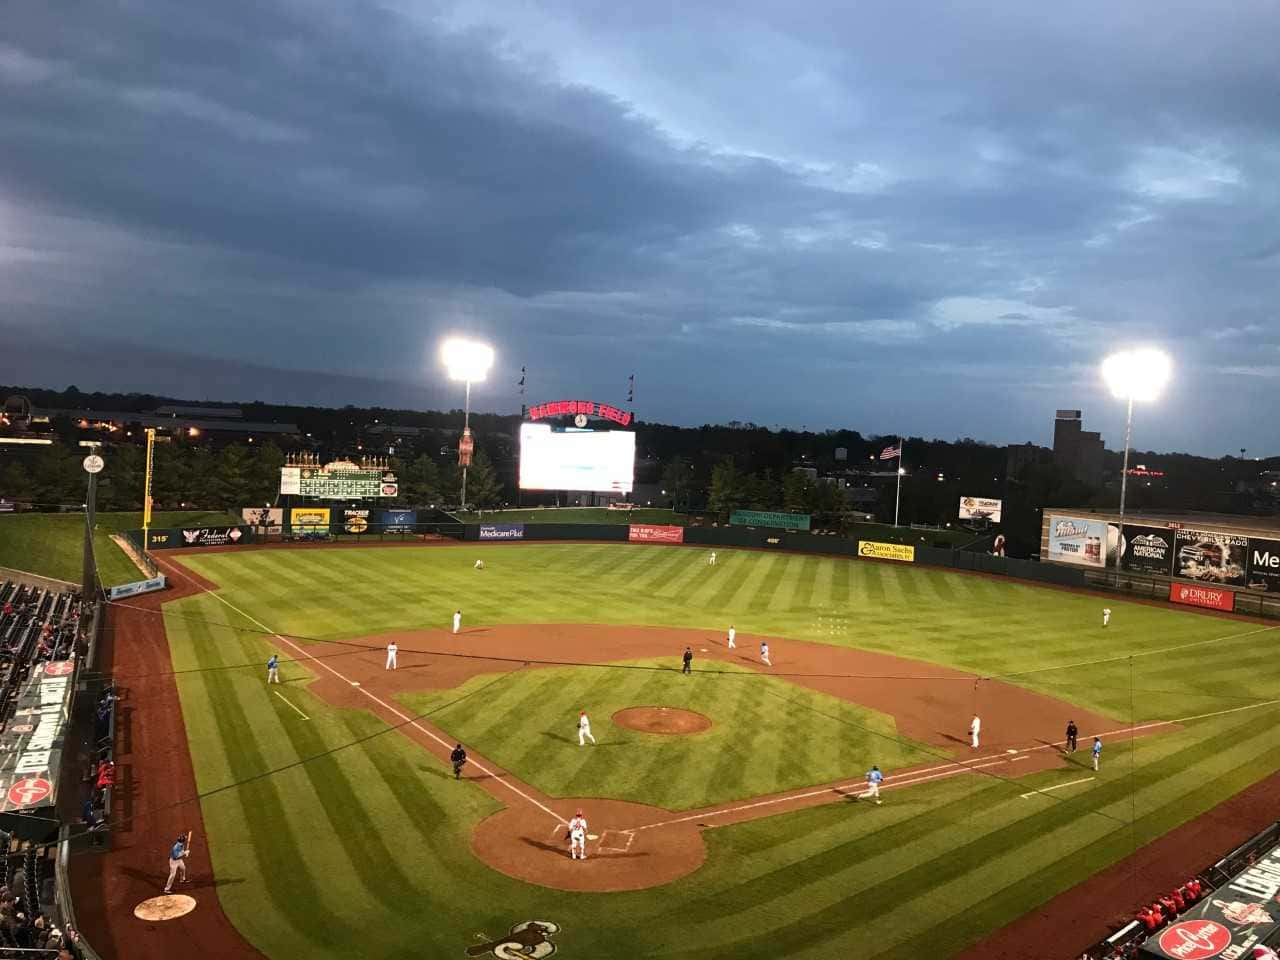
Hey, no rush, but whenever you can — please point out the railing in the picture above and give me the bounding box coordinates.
[1082,569,1280,621]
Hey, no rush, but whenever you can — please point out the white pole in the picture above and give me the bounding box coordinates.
[1115,394,1133,585]
[893,437,903,527]
[461,379,471,509]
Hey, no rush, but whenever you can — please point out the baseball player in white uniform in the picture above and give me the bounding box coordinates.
[568,810,588,860]
[452,610,462,634]
[1102,607,1111,627]
[760,641,771,666]
[727,625,736,649]
[474,559,485,569]
[708,551,717,566]
[385,642,398,670]
[969,714,981,749]
[578,710,596,745]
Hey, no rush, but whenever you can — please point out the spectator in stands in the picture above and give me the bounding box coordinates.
[95,759,114,791]
[1,601,11,618]
[1170,886,1186,913]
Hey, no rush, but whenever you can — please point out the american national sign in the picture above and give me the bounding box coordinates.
[858,541,915,563]
[1168,583,1236,612]
[628,524,684,544]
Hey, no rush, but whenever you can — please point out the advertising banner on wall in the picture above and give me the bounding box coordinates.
[241,507,284,534]
[333,507,372,534]
[1246,537,1280,593]
[958,497,1003,522]
[179,527,246,547]
[1047,515,1117,568]
[629,524,685,544]
[107,575,167,600]
[478,524,525,540]
[382,509,417,533]
[729,510,811,531]
[1174,529,1249,586]
[290,507,331,533]
[0,659,76,812]
[857,541,915,563]
[1121,524,1176,576]
[1138,841,1280,958]
[1168,582,1236,612]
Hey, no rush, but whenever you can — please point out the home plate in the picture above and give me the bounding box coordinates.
[1006,749,1018,754]
[351,681,361,687]
[587,833,599,840]
[134,894,197,921]
[700,648,708,652]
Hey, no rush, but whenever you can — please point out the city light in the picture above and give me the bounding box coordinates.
[440,337,495,383]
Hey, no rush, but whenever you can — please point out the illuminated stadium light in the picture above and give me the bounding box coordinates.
[440,338,495,384]
[1101,347,1172,584]
[1100,347,1171,403]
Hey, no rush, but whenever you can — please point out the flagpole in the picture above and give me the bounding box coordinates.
[893,437,903,527]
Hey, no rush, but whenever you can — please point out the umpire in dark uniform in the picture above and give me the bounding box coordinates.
[682,647,693,675]
[450,743,467,779]
[1065,720,1078,753]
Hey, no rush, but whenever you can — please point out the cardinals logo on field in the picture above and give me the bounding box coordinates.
[466,920,560,959]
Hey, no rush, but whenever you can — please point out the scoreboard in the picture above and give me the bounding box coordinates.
[280,465,398,499]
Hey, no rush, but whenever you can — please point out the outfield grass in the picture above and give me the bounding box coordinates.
[0,510,238,587]
[161,543,1280,959]
[399,660,934,809]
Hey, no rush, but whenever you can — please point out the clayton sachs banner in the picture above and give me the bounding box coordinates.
[958,497,1003,523]
[858,541,915,563]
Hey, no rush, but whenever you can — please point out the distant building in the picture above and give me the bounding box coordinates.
[1005,441,1051,479]
[792,466,818,482]
[1052,410,1104,488]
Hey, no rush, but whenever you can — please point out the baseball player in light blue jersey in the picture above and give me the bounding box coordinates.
[858,765,884,804]
[164,833,189,893]
[267,654,280,684]
[1092,736,1102,770]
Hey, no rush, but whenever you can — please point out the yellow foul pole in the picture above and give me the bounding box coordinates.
[142,427,156,549]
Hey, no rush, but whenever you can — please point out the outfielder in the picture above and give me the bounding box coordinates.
[760,641,771,666]
[267,653,280,684]
[385,642,398,670]
[859,765,884,804]
[578,710,596,746]
[969,714,981,749]
[474,559,485,570]
[708,551,717,566]
[1102,607,1111,627]
[1092,736,1102,770]
[727,625,736,649]
[567,809,589,860]
[452,609,462,634]
[164,832,190,894]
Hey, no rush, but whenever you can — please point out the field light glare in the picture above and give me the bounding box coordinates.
[1101,348,1172,403]
[440,338,495,383]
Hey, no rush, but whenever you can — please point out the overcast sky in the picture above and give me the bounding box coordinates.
[2,1,1278,455]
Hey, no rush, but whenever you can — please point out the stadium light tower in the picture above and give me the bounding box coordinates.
[440,337,495,510]
[1101,347,1171,582]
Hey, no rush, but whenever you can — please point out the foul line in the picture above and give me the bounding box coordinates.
[273,691,310,720]
[1020,777,1094,799]
[157,558,568,826]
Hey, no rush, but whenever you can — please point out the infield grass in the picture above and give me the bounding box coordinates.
[158,542,1280,959]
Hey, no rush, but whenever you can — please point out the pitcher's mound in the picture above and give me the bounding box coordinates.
[134,894,197,921]
[613,706,711,735]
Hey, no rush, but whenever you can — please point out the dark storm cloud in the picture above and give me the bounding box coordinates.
[1,0,1278,454]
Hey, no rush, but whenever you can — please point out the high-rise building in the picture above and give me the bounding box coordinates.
[1052,410,1104,488]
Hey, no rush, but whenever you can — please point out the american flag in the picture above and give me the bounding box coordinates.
[879,443,901,460]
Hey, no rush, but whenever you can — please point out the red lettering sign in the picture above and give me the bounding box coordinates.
[1169,582,1236,611]
[527,401,632,426]
[629,524,685,544]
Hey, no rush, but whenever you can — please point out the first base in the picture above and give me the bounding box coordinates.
[134,894,197,921]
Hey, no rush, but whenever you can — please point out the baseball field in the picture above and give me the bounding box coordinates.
[111,542,1280,958]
